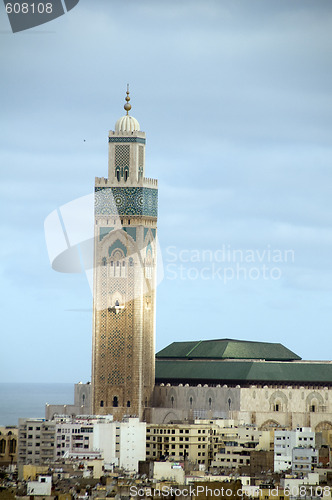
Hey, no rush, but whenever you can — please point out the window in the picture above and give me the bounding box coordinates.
[100,400,104,408]
[113,396,118,407]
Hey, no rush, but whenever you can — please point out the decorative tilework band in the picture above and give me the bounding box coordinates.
[108,137,146,144]
[95,186,158,218]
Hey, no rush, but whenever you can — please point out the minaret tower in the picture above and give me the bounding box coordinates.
[92,88,158,420]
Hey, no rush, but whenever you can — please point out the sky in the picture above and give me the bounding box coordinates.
[1,0,332,384]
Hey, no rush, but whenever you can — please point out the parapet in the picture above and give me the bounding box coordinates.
[143,177,158,188]
[95,177,109,187]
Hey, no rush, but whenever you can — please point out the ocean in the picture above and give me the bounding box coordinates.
[0,383,74,427]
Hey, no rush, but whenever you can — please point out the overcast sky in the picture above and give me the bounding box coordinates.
[1,0,332,384]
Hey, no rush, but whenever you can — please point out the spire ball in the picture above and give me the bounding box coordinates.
[124,85,131,115]
[114,85,140,132]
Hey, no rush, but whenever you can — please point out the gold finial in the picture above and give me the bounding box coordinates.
[124,84,131,115]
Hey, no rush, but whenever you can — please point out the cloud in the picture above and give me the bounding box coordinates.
[1,0,332,381]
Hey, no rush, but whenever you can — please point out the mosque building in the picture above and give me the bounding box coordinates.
[47,91,332,432]
[152,338,332,430]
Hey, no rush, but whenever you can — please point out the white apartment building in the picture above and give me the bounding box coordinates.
[55,417,95,458]
[92,416,146,472]
[274,427,315,473]
[118,418,146,472]
[19,415,145,473]
[55,415,145,472]
[292,446,319,474]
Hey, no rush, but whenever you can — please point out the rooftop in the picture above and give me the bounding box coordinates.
[156,338,301,362]
[155,339,332,384]
[155,358,332,384]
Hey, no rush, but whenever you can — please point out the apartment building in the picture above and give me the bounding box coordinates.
[146,421,224,467]
[18,418,56,467]
[292,446,319,474]
[274,427,315,473]
[56,415,145,472]
[55,418,94,459]
[211,425,270,470]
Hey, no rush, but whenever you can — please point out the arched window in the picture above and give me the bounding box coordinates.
[113,396,118,407]
[124,167,129,181]
[208,397,212,408]
[127,401,131,408]
[110,249,126,277]
[102,257,107,266]
[145,248,153,279]
[129,257,134,267]
[100,400,104,408]
[0,439,6,454]
[189,397,193,408]
[9,439,16,454]
[171,396,174,408]
[115,168,120,182]
[228,398,232,410]
[82,394,85,406]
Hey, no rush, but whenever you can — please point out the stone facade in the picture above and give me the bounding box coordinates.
[91,109,157,420]
[45,382,91,420]
[0,427,17,466]
[153,383,332,431]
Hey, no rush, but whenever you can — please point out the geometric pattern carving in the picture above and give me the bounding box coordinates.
[115,145,130,168]
[139,145,144,167]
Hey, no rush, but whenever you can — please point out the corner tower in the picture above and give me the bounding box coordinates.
[92,88,158,420]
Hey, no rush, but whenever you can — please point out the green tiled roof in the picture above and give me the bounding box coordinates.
[156,339,301,362]
[155,359,332,384]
